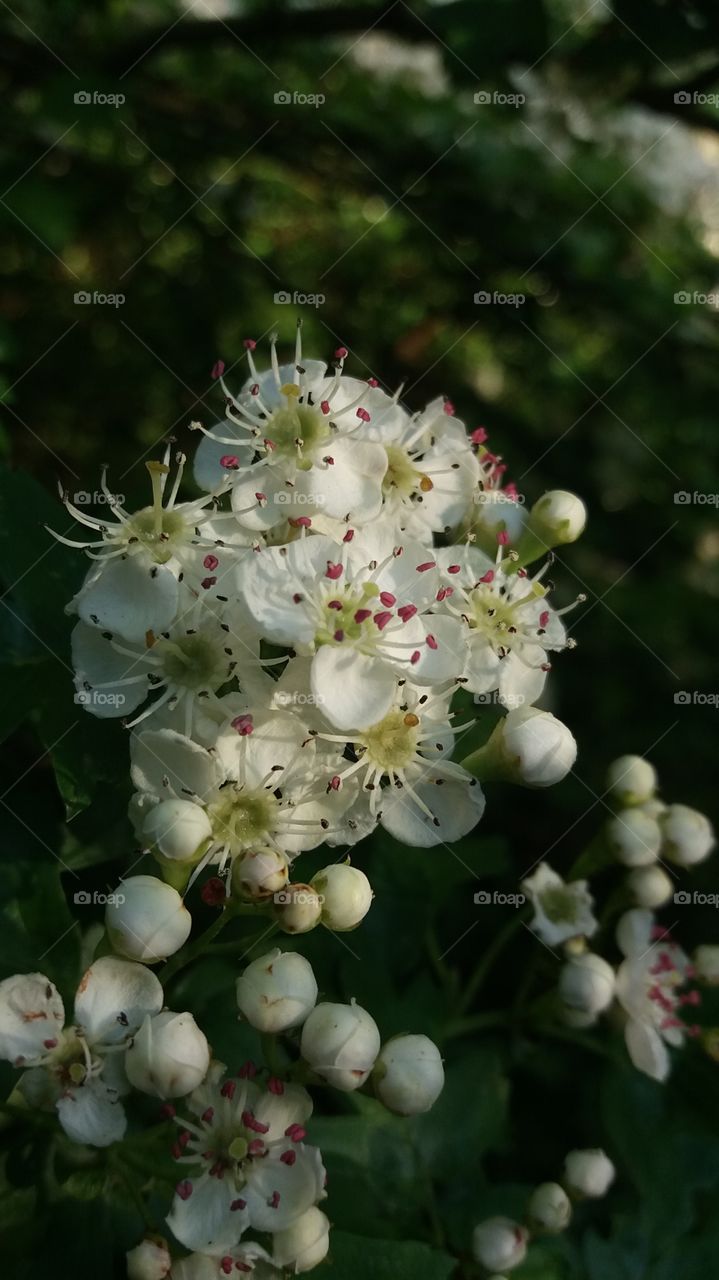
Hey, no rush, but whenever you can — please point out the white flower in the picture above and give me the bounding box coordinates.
[272,1206,331,1273]
[660,803,714,867]
[106,876,192,963]
[169,1243,279,1279]
[694,945,719,985]
[311,863,373,931]
[126,1236,172,1280]
[626,865,673,909]
[606,810,662,867]
[562,1148,615,1198]
[193,336,388,531]
[236,531,464,732]
[372,1034,444,1115]
[615,909,699,1081]
[522,863,598,947]
[300,1000,380,1091]
[468,708,576,790]
[166,1067,325,1256]
[435,543,580,708]
[236,950,318,1034]
[126,1012,210,1098]
[559,953,615,1017]
[471,1217,528,1272]
[527,1181,571,1233]
[605,755,657,807]
[0,958,162,1146]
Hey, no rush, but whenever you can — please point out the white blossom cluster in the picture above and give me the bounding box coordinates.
[0,333,591,1277]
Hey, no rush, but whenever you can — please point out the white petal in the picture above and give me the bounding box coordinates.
[615,909,654,959]
[131,729,220,801]
[253,1083,313,1143]
[231,465,294,532]
[56,1078,127,1147]
[74,956,163,1046]
[215,711,315,790]
[194,421,255,493]
[624,1019,671,1082]
[390,614,465,684]
[167,1175,248,1255]
[296,438,386,522]
[71,622,148,719]
[498,650,547,708]
[0,973,65,1065]
[74,557,179,644]
[380,772,486,848]
[244,1144,325,1232]
[311,646,396,731]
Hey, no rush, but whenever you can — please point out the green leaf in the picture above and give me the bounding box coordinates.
[321,1230,456,1279]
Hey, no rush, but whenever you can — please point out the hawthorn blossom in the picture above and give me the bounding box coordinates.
[166,1064,326,1255]
[0,958,163,1146]
[615,909,700,1082]
[522,863,598,947]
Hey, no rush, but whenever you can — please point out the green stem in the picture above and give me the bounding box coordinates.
[454,909,528,1019]
[161,905,241,984]
[443,1011,512,1040]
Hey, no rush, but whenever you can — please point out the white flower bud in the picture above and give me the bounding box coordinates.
[105,876,191,963]
[126,1236,171,1280]
[311,863,373,931]
[528,489,587,546]
[563,1148,615,1198]
[0,972,65,1065]
[660,804,715,867]
[236,949,318,1033]
[694,945,719,985]
[527,1181,572,1233]
[232,848,289,900]
[142,799,212,863]
[559,953,615,1016]
[471,1217,528,1272]
[470,706,576,788]
[273,1206,331,1273]
[606,810,661,867]
[373,1034,444,1115]
[273,884,323,935]
[626,865,673,908]
[125,1011,209,1099]
[606,755,657,807]
[300,999,380,1091]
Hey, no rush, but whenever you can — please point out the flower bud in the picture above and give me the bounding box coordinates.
[126,1236,171,1280]
[694,945,719,985]
[105,876,191,963]
[273,884,323,934]
[464,706,576,789]
[373,1034,444,1115]
[660,803,715,867]
[471,1217,528,1272]
[527,1181,572,1234]
[142,799,212,863]
[515,490,586,564]
[0,972,65,1065]
[626,864,673,908]
[272,1207,331,1273]
[300,999,380,1091]
[559,953,615,1017]
[605,755,657,807]
[125,1011,209,1098]
[232,848,289,900]
[311,863,373,931]
[606,810,661,867]
[563,1148,615,1198]
[236,948,318,1032]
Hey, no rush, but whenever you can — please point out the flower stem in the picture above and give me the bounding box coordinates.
[160,905,240,984]
[454,909,528,1019]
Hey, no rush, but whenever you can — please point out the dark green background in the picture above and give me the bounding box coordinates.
[0,2,718,1277]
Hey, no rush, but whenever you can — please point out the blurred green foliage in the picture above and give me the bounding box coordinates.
[1,1,719,1276]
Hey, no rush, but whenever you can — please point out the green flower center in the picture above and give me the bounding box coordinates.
[155,633,227,691]
[382,445,430,499]
[127,508,189,564]
[362,708,420,771]
[208,788,277,852]
[265,403,329,465]
[314,582,380,647]
[540,887,581,925]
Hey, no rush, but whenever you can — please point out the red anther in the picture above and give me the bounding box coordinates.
[202,1107,215,1124]
[410,650,421,665]
[293,593,303,603]
[479,570,494,583]
[284,1124,306,1142]
[354,608,372,623]
[373,611,393,631]
[471,427,488,444]
[328,775,341,791]
[289,516,312,528]
[416,561,436,572]
[267,1076,285,1095]
[325,561,343,580]
[517,567,528,578]
[211,360,225,380]
[539,610,550,627]
[248,1138,265,1156]
[343,528,355,542]
[328,599,343,610]
[333,629,345,642]
[220,1257,233,1275]
[176,1180,193,1200]
[236,1265,252,1274]
[250,383,259,395]
[334,346,348,359]
[320,400,331,414]
[680,991,701,1006]
[254,492,267,504]
[243,339,257,350]
[204,554,219,571]
[323,455,335,465]
[367,377,379,387]
[379,591,396,606]
[280,1149,297,1166]
[447,564,461,574]
[268,1191,281,1209]
[201,877,226,907]
[356,407,371,422]
[231,714,254,737]
[426,634,438,650]
[436,587,453,601]
[231,1198,247,1211]
[238,1061,258,1079]
[43,1038,58,1050]
[220,454,239,469]
[242,1110,270,1134]
[263,438,276,452]
[178,1131,191,1148]
[201,576,217,590]
[505,482,519,497]
[496,530,509,546]
[221,1080,236,1100]
[443,400,455,416]
[397,604,417,622]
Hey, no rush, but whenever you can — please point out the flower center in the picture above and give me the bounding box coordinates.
[127,507,189,563]
[362,708,420,771]
[467,585,521,637]
[152,633,227,691]
[540,886,582,925]
[265,403,329,465]
[314,582,381,647]
[208,788,277,852]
